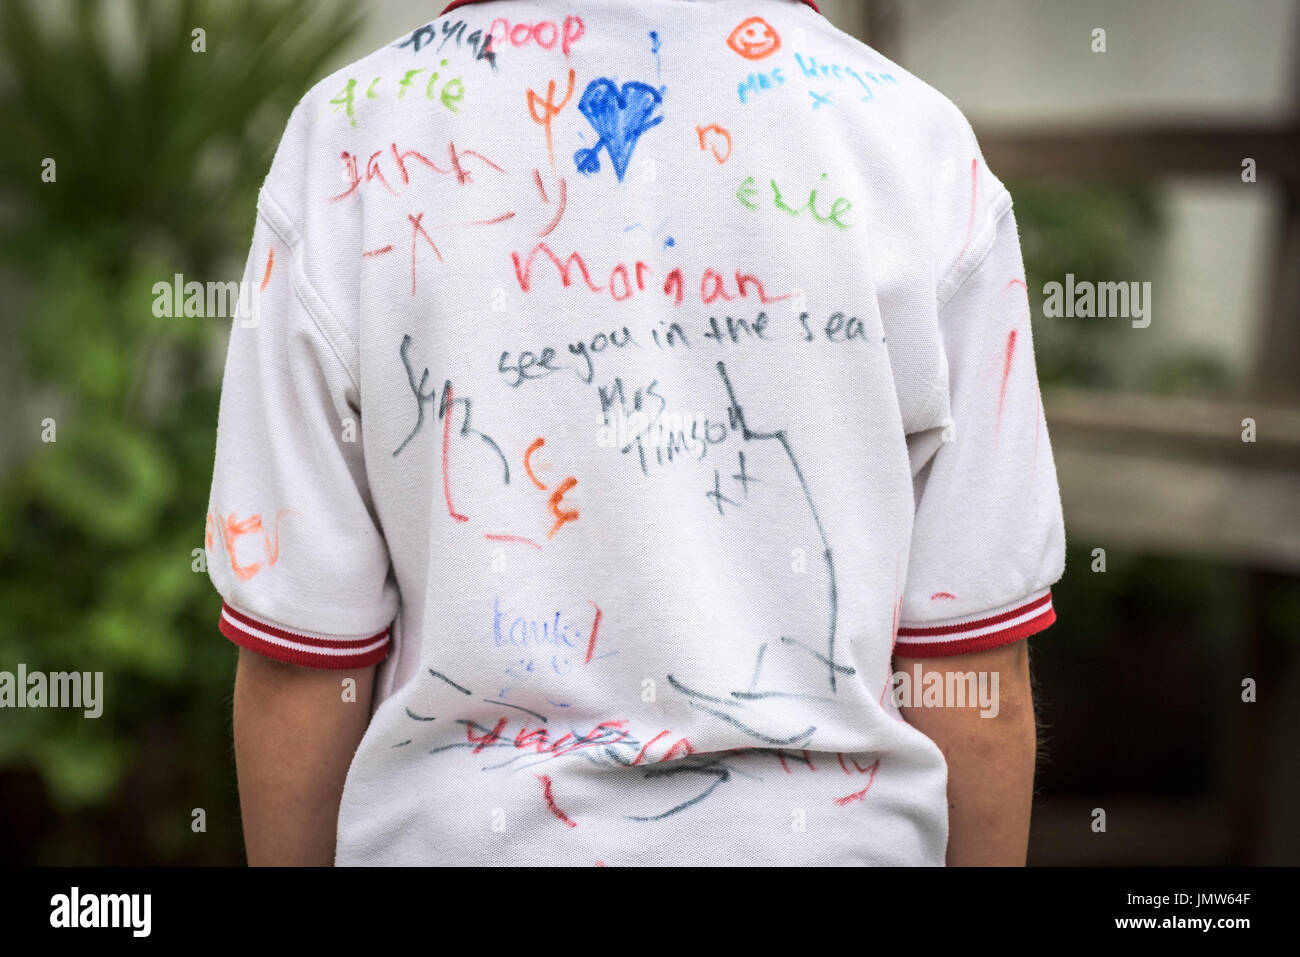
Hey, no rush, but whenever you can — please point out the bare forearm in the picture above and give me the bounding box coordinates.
[895,641,1037,865]
[232,649,376,866]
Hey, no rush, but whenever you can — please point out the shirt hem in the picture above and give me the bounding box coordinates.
[218,599,392,669]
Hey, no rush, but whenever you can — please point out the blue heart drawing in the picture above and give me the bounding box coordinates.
[573,78,664,182]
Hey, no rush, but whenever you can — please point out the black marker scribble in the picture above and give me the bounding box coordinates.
[666,673,739,708]
[428,668,473,695]
[488,699,548,723]
[395,335,508,483]
[396,334,435,457]
[715,360,842,690]
[685,700,816,746]
[624,761,731,821]
[778,635,855,677]
[748,642,768,691]
[729,689,832,703]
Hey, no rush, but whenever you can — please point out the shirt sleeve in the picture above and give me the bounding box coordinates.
[204,192,398,669]
[895,193,1066,657]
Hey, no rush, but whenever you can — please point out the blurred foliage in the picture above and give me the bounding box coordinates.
[1011,178,1238,397]
[0,0,360,864]
[1035,544,1245,795]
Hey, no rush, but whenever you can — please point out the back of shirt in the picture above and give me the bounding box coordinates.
[206,0,1065,865]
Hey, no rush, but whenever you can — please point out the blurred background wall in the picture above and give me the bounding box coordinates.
[0,0,1296,865]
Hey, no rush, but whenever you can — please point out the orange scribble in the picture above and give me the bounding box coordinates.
[259,247,274,291]
[696,124,732,164]
[218,509,293,581]
[726,17,780,60]
[527,69,576,170]
[524,437,549,490]
[546,476,579,539]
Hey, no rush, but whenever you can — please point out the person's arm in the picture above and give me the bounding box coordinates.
[233,649,376,866]
[894,639,1036,865]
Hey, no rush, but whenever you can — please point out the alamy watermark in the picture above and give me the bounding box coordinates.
[1043,273,1152,328]
[50,887,150,937]
[889,665,1000,717]
[1,664,102,718]
[596,406,723,459]
[152,273,262,326]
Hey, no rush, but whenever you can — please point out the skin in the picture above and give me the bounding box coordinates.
[233,648,375,866]
[235,638,1036,866]
[894,639,1038,866]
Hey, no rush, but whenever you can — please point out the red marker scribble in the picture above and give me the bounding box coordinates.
[801,749,817,772]
[409,212,444,296]
[930,591,957,600]
[777,752,791,774]
[468,716,508,754]
[484,533,543,549]
[442,384,469,523]
[498,718,630,759]
[537,774,577,827]
[953,158,978,273]
[833,758,881,806]
[880,563,903,705]
[427,210,518,230]
[524,437,548,490]
[996,328,1018,435]
[631,730,671,766]
[595,860,607,867]
[1007,278,1027,292]
[546,476,579,538]
[362,245,394,257]
[661,737,695,761]
[331,151,361,202]
[259,248,275,291]
[584,599,602,664]
[533,170,568,237]
[1034,384,1042,467]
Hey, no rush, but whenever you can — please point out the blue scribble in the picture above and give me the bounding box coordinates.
[664,236,675,248]
[649,31,661,77]
[574,78,664,182]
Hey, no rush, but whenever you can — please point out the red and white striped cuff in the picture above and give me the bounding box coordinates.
[218,600,392,670]
[894,588,1056,658]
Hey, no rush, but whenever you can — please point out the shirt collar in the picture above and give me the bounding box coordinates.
[440,0,821,16]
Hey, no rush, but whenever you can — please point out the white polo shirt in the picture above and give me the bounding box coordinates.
[206,0,1065,865]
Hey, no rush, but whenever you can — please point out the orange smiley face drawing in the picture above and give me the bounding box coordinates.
[727,17,780,60]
